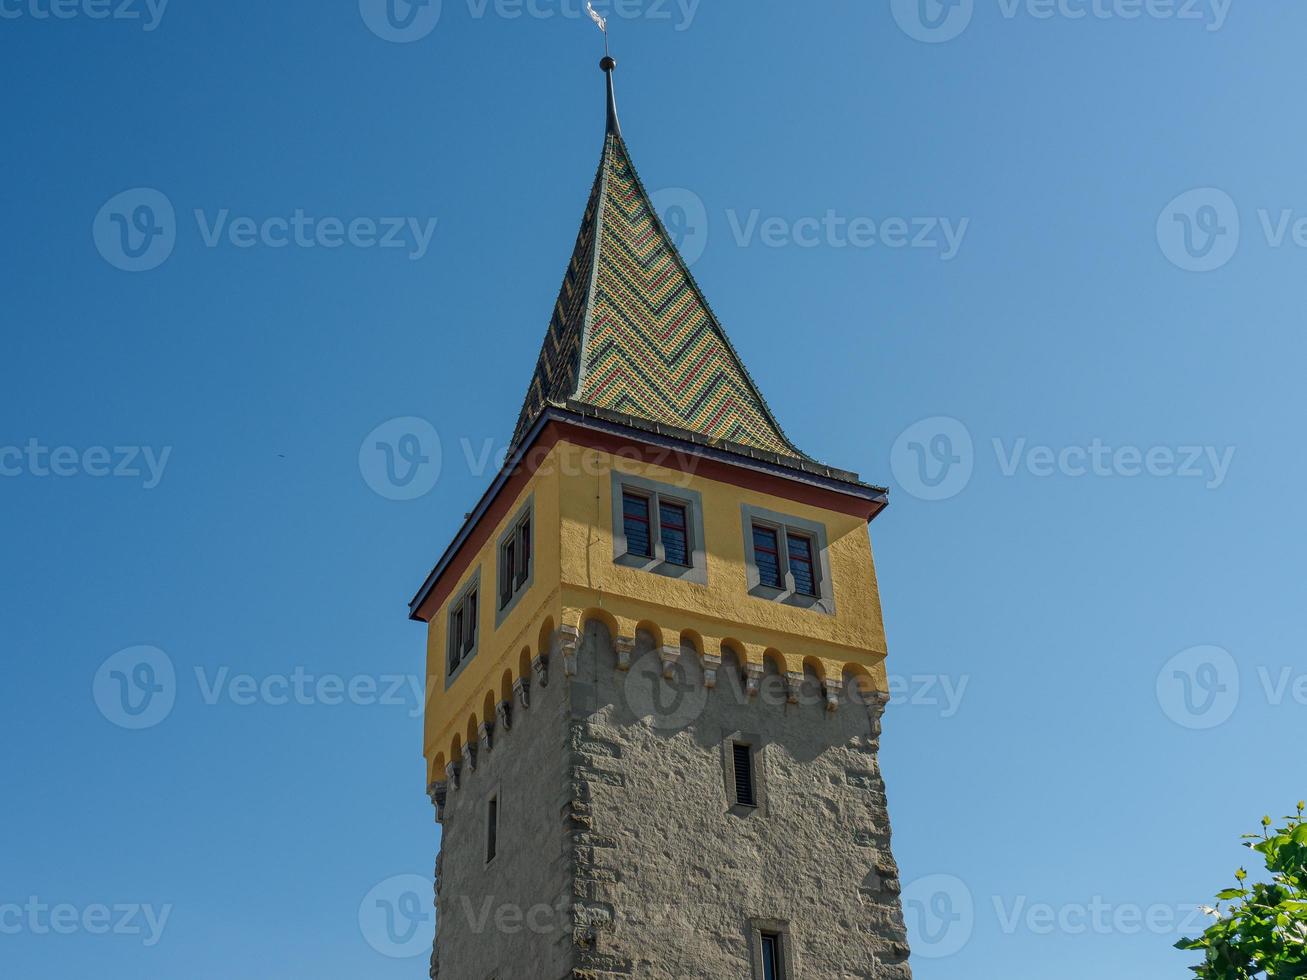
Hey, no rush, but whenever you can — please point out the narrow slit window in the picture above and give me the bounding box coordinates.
[516,518,531,589]
[449,608,464,671]
[733,742,756,807]
[752,525,783,589]
[659,501,690,567]
[623,492,653,558]
[486,797,498,863]
[760,932,784,980]
[500,537,516,608]
[787,533,816,596]
[464,590,477,652]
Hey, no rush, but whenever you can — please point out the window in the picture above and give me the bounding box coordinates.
[611,475,707,584]
[495,499,535,626]
[786,533,816,596]
[446,578,479,681]
[732,742,756,807]
[740,505,834,613]
[752,525,782,588]
[623,492,653,558]
[486,796,498,863]
[760,932,783,980]
[749,919,792,980]
[659,501,689,567]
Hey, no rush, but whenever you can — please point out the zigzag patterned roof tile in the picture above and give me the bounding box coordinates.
[511,63,803,460]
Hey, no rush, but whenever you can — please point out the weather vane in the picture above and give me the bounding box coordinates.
[586,1,610,58]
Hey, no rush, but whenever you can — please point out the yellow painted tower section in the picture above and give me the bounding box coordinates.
[421,437,889,788]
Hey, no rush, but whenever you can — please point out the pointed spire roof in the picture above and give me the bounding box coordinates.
[511,58,803,459]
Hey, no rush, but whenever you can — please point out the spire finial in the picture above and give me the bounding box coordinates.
[601,55,621,137]
[586,2,621,136]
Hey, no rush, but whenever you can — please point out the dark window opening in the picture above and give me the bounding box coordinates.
[516,518,531,589]
[486,797,498,863]
[733,742,756,807]
[500,538,516,608]
[659,501,690,567]
[623,492,653,558]
[761,932,783,980]
[448,586,479,675]
[752,525,782,589]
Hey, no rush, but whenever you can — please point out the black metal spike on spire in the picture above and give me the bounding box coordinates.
[601,55,621,138]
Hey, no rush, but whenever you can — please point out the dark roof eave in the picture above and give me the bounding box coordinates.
[407,404,888,622]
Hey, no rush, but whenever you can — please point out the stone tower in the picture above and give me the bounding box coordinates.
[410,58,912,980]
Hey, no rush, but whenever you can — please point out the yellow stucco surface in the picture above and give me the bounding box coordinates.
[421,438,888,786]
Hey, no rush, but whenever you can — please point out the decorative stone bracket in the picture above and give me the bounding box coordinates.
[513,676,530,710]
[445,761,460,792]
[784,672,803,704]
[614,635,635,671]
[428,780,447,822]
[496,698,513,732]
[823,678,841,712]
[658,644,682,680]
[531,653,549,689]
[462,742,477,774]
[701,653,722,688]
[558,624,581,677]
[745,663,764,699]
[478,721,494,754]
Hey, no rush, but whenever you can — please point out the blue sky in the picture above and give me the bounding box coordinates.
[2,1,1303,977]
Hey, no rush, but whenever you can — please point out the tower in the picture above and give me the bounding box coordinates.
[411,57,911,980]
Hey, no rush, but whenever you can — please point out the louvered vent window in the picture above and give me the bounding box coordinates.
[733,742,756,807]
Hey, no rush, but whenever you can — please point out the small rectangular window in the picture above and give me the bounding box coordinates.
[448,583,479,677]
[659,501,690,567]
[733,742,756,807]
[464,590,477,651]
[623,492,653,558]
[497,508,533,614]
[760,932,783,980]
[752,525,782,589]
[449,607,464,672]
[787,533,816,596]
[486,796,498,863]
